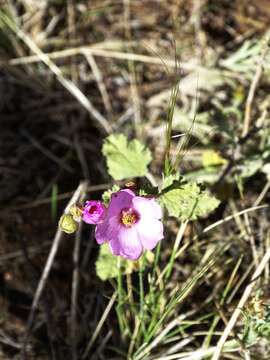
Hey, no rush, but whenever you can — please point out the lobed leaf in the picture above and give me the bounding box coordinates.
[96,243,135,281]
[102,134,152,180]
[159,175,220,220]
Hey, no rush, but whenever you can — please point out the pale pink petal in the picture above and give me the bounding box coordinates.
[108,236,120,256]
[95,216,119,244]
[109,226,143,260]
[135,218,164,250]
[132,196,162,219]
[108,189,135,217]
[95,220,109,244]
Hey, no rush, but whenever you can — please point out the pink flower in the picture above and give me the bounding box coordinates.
[95,189,164,260]
[82,200,106,224]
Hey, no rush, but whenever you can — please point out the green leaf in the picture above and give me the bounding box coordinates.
[102,184,120,205]
[184,167,220,184]
[159,175,220,220]
[237,157,263,179]
[58,214,78,234]
[96,243,135,281]
[242,319,259,346]
[102,134,152,180]
[202,150,227,168]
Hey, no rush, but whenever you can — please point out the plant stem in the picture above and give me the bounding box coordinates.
[165,220,188,280]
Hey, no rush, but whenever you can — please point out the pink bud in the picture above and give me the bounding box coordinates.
[82,201,106,225]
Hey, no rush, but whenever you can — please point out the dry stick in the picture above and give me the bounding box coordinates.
[230,200,259,269]
[211,246,270,360]
[84,52,112,114]
[21,130,74,173]
[254,179,270,207]
[242,40,269,137]
[21,181,88,357]
[96,330,113,357]
[123,0,142,138]
[244,212,259,267]
[70,223,82,360]
[67,0,78,84]
[6,46,205,73]
[71,188,87,360]
[134,317,182,360]
[128,317,140,357]
[201,204,268,235]
[74,135,90,180]
[10,26,112,134]
[82,291,117,359]
[0,242,51,264]
[2,183,109,212]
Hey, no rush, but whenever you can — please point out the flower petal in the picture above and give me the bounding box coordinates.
[108,189,135,217]
[95,215,119,244]
[135,218,164,250]
[132,196,162,219]
[95,220,108,244]
[109,226,143,260]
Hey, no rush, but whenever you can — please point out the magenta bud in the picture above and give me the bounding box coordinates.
[82,200,106,224]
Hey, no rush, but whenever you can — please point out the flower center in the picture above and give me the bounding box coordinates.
[120,208,139,227]
[88,205,97,214]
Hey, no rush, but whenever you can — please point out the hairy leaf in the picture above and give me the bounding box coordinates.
[159,175,220,220]
[96,243,135,281]
[102,134,152,180]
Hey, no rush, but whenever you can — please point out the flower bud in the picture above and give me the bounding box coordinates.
[69,204,83,222]
[59,214,78,234]
[82,200,106,224]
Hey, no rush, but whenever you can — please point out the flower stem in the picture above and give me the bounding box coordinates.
[116,257,125,334]
[139,256,146,337]
[165,220,188,280]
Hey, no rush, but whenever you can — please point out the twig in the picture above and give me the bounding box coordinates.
[152,340,240,360]
[128,318,140,357]
[96,330,113,357]
[2,17,112,134]
[67,0,78,85]
[1,183,109,212]
[84,52,112,115]
[74,134,90,180]
[82,291,117,359]
[254,179,270,206]
[165,220,188,279]
[0,329,22,350]
[71,218,84,360]
[21,129,74,173]
[123,0,142,138]
[243,212,259,267]
[21,181,88,358]
[200,204,268,236]
[5,46,206,73]
[242,39,269,137]
[0,242,51,265]
[134,317,182,360]
[211,246,270,360]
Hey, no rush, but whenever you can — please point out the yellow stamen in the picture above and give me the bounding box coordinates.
[120,208,139,227]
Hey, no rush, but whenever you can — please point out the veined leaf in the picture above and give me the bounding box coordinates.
[96,244,154,281]
[159,175,220,220]
[96,243,136,281]
[102,134,152,180]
